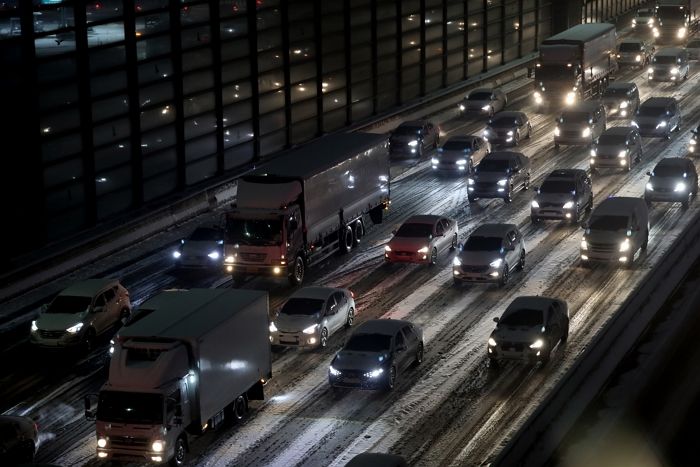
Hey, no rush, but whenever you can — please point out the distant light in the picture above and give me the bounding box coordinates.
[298,86,306,91]
[227,28,234,33]
[322,82,329,88]
[425,19,431,23]
[410,41,416,45]
[294,49,302,54]
[42,127,51,133]
[96,177,107,183]
[161,106,170,115]
[118,144,125,149]
[141,143,148,147]
[334,98,339,103]
[273,82,281,87]
[247,133,254,138]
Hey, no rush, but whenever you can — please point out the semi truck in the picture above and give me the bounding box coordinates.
[654,0,700,44]
[222,132,390,286]
[84,289,271,466]
[533,23,617,111]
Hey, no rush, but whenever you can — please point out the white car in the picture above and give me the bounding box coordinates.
[269,287,355,349]
[30,279,132,350]
[385,215,458,265]
[172,226,224,269]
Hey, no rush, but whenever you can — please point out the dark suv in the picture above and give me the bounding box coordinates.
[467,151,531,203]
[632,97,681,139]
[531,169,593,224]
[389,120,440,158]
[645,158,698,208]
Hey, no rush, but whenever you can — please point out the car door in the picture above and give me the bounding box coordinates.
[545,305,561,344]
[332,292,348,333]
[324,294,340,333]
[506,230,520,270]
[472,138,484,165]
[433,220,445,252]
[92,290,112,334]
[394,330,410,372]
[440,219,453,252]
[401,325,418,366]
[425,123,435,148]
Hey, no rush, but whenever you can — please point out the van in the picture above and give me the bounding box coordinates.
[580,197,649,268]
[648,47,689,84]
[590,126,643,172]
[554,101,606,149]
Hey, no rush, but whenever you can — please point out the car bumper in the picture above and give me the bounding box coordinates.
[647,74,680,82]
[329,374,386,389]
[385,251,431,263]
[531,207,574,220]
[554,136,593,146]
[484,135,516,145]
[224,263,287,276]
[30,331,83,347]
[431,163,469,173]
[605,107,631,118]
[591,156,628,168]
[452,268,501,283]
[580,250,630,264]
[645,191,688,203]
[270,332,320,348]
[96,447,170,463]
[468,188,509,199]
[637,127,669,137]
[488,346,546,362]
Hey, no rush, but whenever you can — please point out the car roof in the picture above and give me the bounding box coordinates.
[641,96,676,107]
[402,214,442,225]
[490,111,525,120]
[655,47,685,56]
[470,223,517,237]
[606,81,636,91]
[289,286,344,300]
[545,169,587,180]
[399,120,429,127]
[59,278,119,297]
[354,319,414,336]
[595,196,646,214]
[504,296,565,315]
[0,415,34,428]
[444,135,480,144]
[485,151,525,161]
[601,126,636,136]
[655,157,689,169]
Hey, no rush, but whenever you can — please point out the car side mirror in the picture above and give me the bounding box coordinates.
[493,317,500,323]
[84,394,98,421]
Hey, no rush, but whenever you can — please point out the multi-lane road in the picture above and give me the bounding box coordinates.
[3,37,700,467]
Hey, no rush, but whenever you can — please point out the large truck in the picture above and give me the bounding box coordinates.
[84,289,271,466]
[533,23,617,111]
[222,132,390,286]
[654,0,700,44]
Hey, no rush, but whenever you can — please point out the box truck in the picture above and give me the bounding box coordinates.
[654,0,700,44]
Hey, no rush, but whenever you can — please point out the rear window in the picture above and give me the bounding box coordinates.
[501,308,543,326]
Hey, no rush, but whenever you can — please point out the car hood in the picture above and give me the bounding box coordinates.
[457,250,502,266]
[389,236,433,251]
[472,171,509,182]
[36,311,88,331]
[486,125,516,134]
[558,122,589,132]
[602,96,626,106]
[181,240,221,255]
[492,326,543,344]
[275,312,321,332]
[535,192,574,204]
[333,350,389,371]
[585,230,626,245]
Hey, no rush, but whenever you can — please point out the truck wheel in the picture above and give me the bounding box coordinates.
[340,226,354,254]
[288,257,305,286]
[353,221,364,246]
[170,437,187,467]
[233,395,248,420]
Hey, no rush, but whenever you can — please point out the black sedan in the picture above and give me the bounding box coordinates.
[645,158,698,208]
[482,111,532,147]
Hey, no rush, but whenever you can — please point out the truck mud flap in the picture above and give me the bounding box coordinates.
[247,379,266,401]
[369,205,384,224]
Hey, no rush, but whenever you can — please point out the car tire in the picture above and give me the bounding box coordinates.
[468,194,476,203]
[413,342,424,367]
[353,220,364,246]
[429,247,438,266]
[561,323,570,344]
[517,250,526,271]
[385,366,397,391]
[499,264,510,287]
[554,142,560,150]
[488,106,494,118]
[531,215,541,224]
[467,159,474,174]
[320,327,329,348]
[169,437,187,467]
[572,206,580,225]
[513,133,520,147]
[340,226,354,254]
[233,395,248,420]
[540,348,552,367]
[450,233,458,250]
[488,356,500,370]
[683,192,692,209]
[504,187,513,203]
[84,328,97,353]
[345,308,354,328]
[527,124,533,139]
[288,256,305,286]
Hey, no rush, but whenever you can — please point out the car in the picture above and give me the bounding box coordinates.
[616,39,654,67]
[531,169,593,224]
[384,215,458,265]
[488,296,569,367]
[389,120,440,158]
[328,319,424,391]
[172,225,224,268]
[482,111,532,146]
[685,38,700,60]
[30,279,132,350]
[647,47,689,84]
[431,135,490,174]
[631,7,656,30]
[553,101,606,148]
[467,151,531,203]
[452,223,525,287]
[589,126,643,173]
[0,415,39,465]
[600,82,640,118]
[345,453,408,467]
[689,125,699,153]
[269,287,355,349]
[645,158,698,208]
[632,97,682,139]
[459,87,507,117]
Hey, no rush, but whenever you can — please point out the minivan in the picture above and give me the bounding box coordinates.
[590,127,643,172]
[648,47,689,84]
[580,197,649,268]
[632,97,682,139]
[554,102,606,149]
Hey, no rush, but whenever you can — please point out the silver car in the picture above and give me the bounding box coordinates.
[30,279,132,350]
[616,39,653,68]
[631,7,656,30]
[384,215,458,265]
[459,88,507,117]
[0,415,39,464]
[467,151,531,203]
[269,287,355,349]
[482,111,532,147]
[172,226,224,269]
[432,135,490,174]
[453,223,525,287]
[488,296,569,367]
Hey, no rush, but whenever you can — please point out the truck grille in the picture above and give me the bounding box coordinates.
[588,241,616,254]
[39,330,66,339]
[110,436,150,448]
[239,252,266,262]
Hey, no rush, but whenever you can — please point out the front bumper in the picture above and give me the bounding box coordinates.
[604,106,630,118]
[385,251,431,263]
[645,190,688,203]
[270,331,319,348]
[636,126,669,137]
[96,447,169,463]
[329,371,387,389]
[554,135,593,146]
[591,155,628,168]
[468,186,509,199]
[30,330,83,347]
[488,344,546,362]
[431,162,470,173]
[531,207,574,220]
[580,249,629,264]
[453,266,501,283]
[648,72,680,82]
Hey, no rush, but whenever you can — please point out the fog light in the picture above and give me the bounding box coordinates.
[619,256,628,262]
[273,267,281,274]
[490,272,499,277]
[621,110,627,117]
[454,270,460,275]
[152,457,162,462]
[98,452,108,458]
[565,213,571,218]
[620,159,627,166]
[309,337,317,344]
[226,265,233,272]
[581,255,588,260]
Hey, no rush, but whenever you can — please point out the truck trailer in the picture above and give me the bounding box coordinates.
[222,132,390,286]
[654,0,700,44]
[533,23,617,111]
[84,289,271,465]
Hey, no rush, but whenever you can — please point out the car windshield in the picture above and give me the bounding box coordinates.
[46,295,92,314]
[540,179,576,193]
[468,91,493,100]
[653,165,683,177]
[345,333,392,352]
[500,308,543,326]
[618,42,641,52]
[97,391,163,425]
[597,134,627,145]
[393,126,422,136]
[395,222,433,238]
[589,215,629,231]
[602,87,630,97]
[559,111,590,124]
[637,105,665,117]
[280,298,325,316]
[653,55,677,64]
[442,140,472,151]
[225,217,282,246]
[463,235,502,251]
[477,159,510,172]
[188,227,221,241]
[489,116,518,128]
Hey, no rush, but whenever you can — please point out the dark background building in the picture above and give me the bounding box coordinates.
[0,0,645,273]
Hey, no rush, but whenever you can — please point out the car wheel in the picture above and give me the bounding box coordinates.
[539,348,552,367]
[513,133,520,147]
[418,144,424,158]
[320,327,329,348]
[353,220,364,246]
[645,197,653,208]
[561,322,570,344]
[641,230,649,251]
[488,356,500,370]
[517,250,526,271]
[504,187,513,203]
[450,233,458,250]
[468,194,476,203]
[467,159,474,174]
[413,342,424,366]
[18,440,35,463]
[531,215,541,224]
[385,366,397,391]
[429,247,438,266]
[625,156,631,172]
[499,264,510,287]
[345,308,354,328]
[84,328,97,353]
[170,437,187,467]
[488,106,494,118]
[233,395,248,420]
[527,124,533,139]
[683,192,692,209]
[288,256,305,286]
[554,142,560,150]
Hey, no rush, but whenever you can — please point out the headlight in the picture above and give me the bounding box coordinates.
[364,368,384,378]
[620,101,628,109]
[554,127,560,137]
[647,67,653,74]
[384,245,392,252]
[408,140,418,147]
[488,337,497,347]
[456,159,467,165]
[631,120,639,128]
[674,182,687,192]
[97,438,108,448]
[207,251,220,260]
[66,322,84,334]
[618,150,628,159]
[482,105,491,111]
[31,320,38,332]
[671,67,679,75]
[417,246,429,254]
[329,365,341,376]
[431,157,439,164]
[590,148,597,157]
[225,255,235,263]
[648,18,654,25]
[678,27,687,38]
[635,55,641,62]
[582,127,591,138]
[506,130,514,136]
[646,182,654,191]
[453,257,462,266]
[302,324,318,334]
[489,258,503,268]
[656,121,667,128]
[497,179,508,187]
[531,200,540,208]
[534,92,543,104]
[172,250,181,259]
[269,322,278,333]
[529,339,545,349]
[581,238,588,250]
[691,138,697,145]
[653,28,659,38]
[459,104,466,111]
[619,239,630,252]
[565,92,576,106]
[467,178,475,185]
[632,19,637,26]
[563,201,574,209]
[152,440,164,452]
